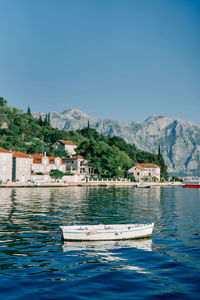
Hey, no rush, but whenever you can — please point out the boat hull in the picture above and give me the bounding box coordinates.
[136,184,151,188]
[60,223,154,241]
[183,184,200,188]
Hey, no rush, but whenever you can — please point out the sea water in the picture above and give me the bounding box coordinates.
[0,186,200,299]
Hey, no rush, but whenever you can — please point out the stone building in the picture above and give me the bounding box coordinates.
[12,151,33,183]
[31,153,65,174]
[62,155,94,175]
[0,147,12,183]
[128,163,160,182]
[48,156,66,172]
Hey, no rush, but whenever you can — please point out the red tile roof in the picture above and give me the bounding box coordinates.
[33,158,41,164]
[32,153,44,159]
[48,156,57,160]
[135,164,147,171]
[0,147,11,153]
[134,163,160,171]
[31,153,65,165]
[13,151,32,158]
[58,140,76,146]
[140,163,160,169]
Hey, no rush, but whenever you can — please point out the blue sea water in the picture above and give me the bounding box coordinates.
[0,186,200,300]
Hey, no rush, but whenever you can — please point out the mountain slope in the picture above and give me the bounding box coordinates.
[33,110,200,175]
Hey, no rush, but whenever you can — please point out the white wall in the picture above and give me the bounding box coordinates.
[0,152,12,183]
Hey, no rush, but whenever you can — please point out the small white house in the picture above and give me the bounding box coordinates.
[55,140,77,156]
[128,163,160,182]
[62,155,94,175]
[0,147,12,183]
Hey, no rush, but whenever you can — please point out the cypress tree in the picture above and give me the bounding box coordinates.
[38,115,43,126]
[47,113,51,125]
[157,145,168,180]
[158,145,161,156]
[27,106,31,115]
[87,120,91,139]
[43,115,48,126]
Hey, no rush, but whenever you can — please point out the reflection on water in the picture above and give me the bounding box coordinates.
[62,239,152,273]
[0,186,200,300]
[62,238,152,253]
[62,238,152,274]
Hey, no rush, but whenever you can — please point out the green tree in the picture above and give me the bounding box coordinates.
[76,139,132,178]
[124,171,135,182]
[38,115,43,126]
[49,169,65,181]
[78,127,104,141]
[54,148,69,157]
[47,113,51,125]
[27,106,31,115]
[43,114,50,126]
[156,146,168,180]
[0,97,7,107]
[171,176,183,182]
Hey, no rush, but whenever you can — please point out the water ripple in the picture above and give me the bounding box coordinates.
[0,187,200,299]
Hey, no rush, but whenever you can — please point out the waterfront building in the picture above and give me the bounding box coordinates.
[12,151,33,183]
[48,156,66,172]
[0,147,12,183]
[62,155,94,176]
[128,163,160,182]
[31,153,65,174]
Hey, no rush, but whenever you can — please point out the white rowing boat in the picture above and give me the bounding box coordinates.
[136,184,151,188]
[60,223,154,241]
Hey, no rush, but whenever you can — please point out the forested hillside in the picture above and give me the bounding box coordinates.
[0,98,168,179]
[0,97,86,155]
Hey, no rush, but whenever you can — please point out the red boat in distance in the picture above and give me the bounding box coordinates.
[183,183,200,188]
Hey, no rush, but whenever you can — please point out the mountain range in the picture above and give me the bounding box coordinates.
[33,109,200,176]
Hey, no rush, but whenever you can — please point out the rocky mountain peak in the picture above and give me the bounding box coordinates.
[61,108,94,120]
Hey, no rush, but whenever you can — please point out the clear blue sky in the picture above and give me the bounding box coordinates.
[0,0,200,123]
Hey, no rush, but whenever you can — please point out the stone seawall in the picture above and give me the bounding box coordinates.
[0,182,183,188]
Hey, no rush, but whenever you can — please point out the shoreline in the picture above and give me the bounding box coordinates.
[0,182,183,188]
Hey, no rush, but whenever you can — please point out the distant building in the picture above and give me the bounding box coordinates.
[31,153,65,174]
[128,163,160,182]
[55,140,77,156]
[0,147,12,183]
[12,151,33,183]
[62,155,94,175]
[48,156,66,172]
